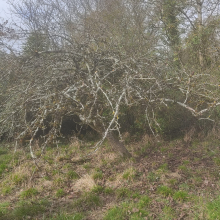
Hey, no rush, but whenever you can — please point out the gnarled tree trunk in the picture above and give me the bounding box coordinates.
[106,132,132,158]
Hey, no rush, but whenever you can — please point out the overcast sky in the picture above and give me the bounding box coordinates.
[0,0,11,20]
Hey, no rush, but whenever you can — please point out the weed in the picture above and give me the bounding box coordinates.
[20,188,38,199]
[159,163,168,171]
[73,192,101,211]
[67,171,79,180]
[83,163,91,170]
[104,187,114,195]
[168,179,177,186]
[132,192,141,199]
[157,186,173,197]
[8,199,49,219]
[178,165,188,172]
[12,174,27,185]
[116,188,132,199]
[179,183,190,191]
[213,158,220,166]
[206,196,220,220]
[122,168,136,180]
[104,202,148,220]
[56,189,66,197]
[137,195,151,208]
[92,185,104,193]
[103,206,127,220]
[54,177,64,187]
[161,206,175,220]
[1,186,12,195]
[52,169,59,175]
[93,171,103,180]
[147,172,157,182]
[49,212,84,220]
[173,191,189,202]
[0,202,10,216]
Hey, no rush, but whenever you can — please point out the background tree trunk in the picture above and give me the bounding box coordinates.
[106,132,132,158]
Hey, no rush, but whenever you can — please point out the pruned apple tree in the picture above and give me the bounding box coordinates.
[1,0,220,158]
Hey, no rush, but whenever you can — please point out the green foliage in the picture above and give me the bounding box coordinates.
[73,192,101,211]
[104,202,149,220]
[157,186,173,197]
[137,196,151,208]
[56,189,66,198]
[0,149,12,177]
[1,186,12,195]
[103,206,127,220]
[116,188,132,199]
[67,171,79,180]
[92,171,103,180]
[49,213,84,220]
[0,202,10,217]
[161,206,175,220]
[147,172,158,182]
[12,174,27,185]
[20,188,38,199]
[154,105,196,139]
[3,199,49,220]
[173,191,189,202]
[23,31,49,56]
[122,168,136,180]
[206,196,220,219]
[91,185,104,193]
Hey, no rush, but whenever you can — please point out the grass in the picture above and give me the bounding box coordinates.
[116,187,132,199]
[20,188,38,199]
[48,212,84,220]
[137,195,151,208]
[122,168,136,180]
[67,170,79,179]
[73,192,101,211]
[173,190,189,202]
[0,202,10,217]
[0,199,49,220]
[103,206,127,220]
[103,201,149,220]
[1,134,220,219]
[56,189,66,197]
[92,171,103,180]
[157,186,173,197]
[206,196,220,219]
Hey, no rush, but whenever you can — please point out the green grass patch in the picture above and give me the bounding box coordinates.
[116,188,132,199]
[173,190,189,202]
[137,195,151,208]
[103,202,149,220]
[67,171,79,180]
[1,199,49,220]
[122,168,136,180]
[0,202,10,217]
[206,196,220,220]
[91,185,104,193]
[73,192,101,211]
[161,206,175,220]
[147,172,157,182]
[12,174,27,185]
[1,186,12,195]
[157,186,173,197]
[103,206,127,220]
[0,149,12,176]
[56,189,66,198]
[93,171,103,180]
[20,188,38,199]
[49,212,84,220]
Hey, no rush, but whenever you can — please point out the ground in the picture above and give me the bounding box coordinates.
[0,132,220,220]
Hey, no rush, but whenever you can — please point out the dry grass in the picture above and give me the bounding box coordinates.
[1,131,220,219]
